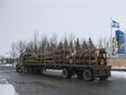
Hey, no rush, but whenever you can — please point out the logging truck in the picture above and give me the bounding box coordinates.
[16,47,111,81]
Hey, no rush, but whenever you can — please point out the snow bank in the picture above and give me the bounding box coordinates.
[0,64,13,67]
[0,84,18,95]
[111,71,126,79]
[0,75,18,95]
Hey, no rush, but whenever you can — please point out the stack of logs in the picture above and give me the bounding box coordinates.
[20,38,99,65]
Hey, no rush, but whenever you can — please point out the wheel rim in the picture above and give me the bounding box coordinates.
[62,69,68,78]
[83,70,93,81]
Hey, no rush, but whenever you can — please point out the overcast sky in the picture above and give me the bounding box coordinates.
[0,0,126,56]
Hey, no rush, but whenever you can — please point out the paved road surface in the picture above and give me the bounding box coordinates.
[0,65,126,95]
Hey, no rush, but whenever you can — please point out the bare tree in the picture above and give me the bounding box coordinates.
[33,31,40,53]
[69,40,74,52]
[82,40,88,49]
[88,37,95,48]
[75,38,81,50]
[97,39,103,48]
[57,41,63,49]
[63,37,69,49]
[10,42,17,59]
[68,33,75,52]
[97,38,110,49]
[18,41,26,54]
[26,41,34,53]
[10,41,26,65]
[50,34,57,49]
[39,36,48,53]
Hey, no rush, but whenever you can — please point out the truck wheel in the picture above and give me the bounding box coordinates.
[83,69,94,81]
[62,68,72,79]
[16,67,23,73]
[16,64,23,73]
[16,65,25,73]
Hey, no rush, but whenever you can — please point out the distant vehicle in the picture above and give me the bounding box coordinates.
[16,48,111,81]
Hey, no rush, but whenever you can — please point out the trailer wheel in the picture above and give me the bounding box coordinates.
[16,66,24,73]
[16,67,23,73]
[83,69,94,81]
[62,68,72,79]
[16,64,23,73]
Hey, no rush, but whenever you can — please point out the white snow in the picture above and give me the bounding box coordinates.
[46,70,126,79]
[0,64,13,67]
[0,75,18,95]
[111,71,126,79]
[4,64,13,67]
[0,84,18,95]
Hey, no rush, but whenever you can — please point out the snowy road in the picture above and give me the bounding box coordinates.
[0,65,126,95]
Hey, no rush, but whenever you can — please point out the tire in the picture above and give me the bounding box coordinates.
[16,64,23,73]
[16,67,22,73]
[16,65,24,73]
[62,68,72,79]
[83,69,94,81]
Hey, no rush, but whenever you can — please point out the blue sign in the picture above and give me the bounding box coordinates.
[115,30,126,54]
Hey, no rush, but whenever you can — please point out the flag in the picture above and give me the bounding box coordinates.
[112,20,120,28]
